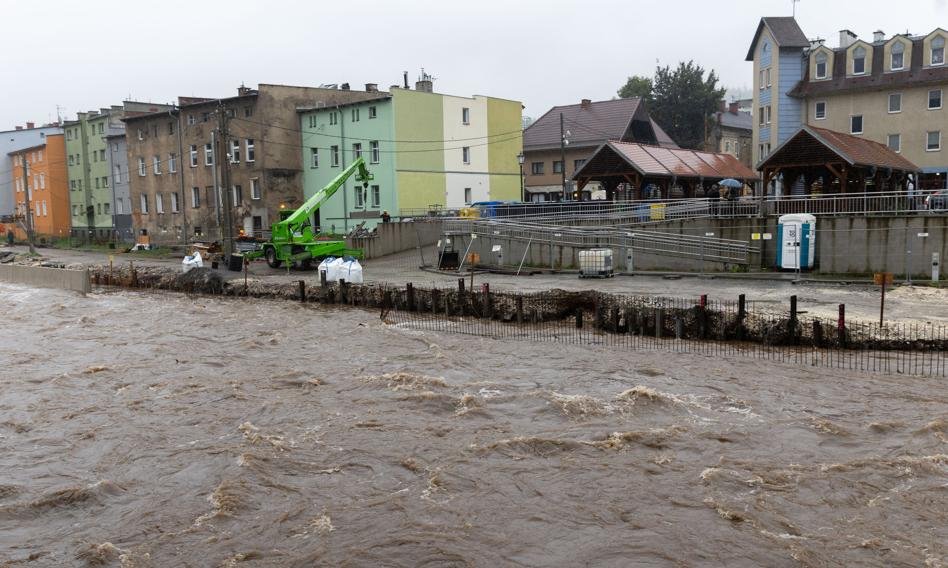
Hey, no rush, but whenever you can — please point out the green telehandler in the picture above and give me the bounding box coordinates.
[244,157,373,269]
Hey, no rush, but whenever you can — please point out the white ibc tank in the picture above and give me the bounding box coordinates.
[578,248,614,278]
[777,214,816,270]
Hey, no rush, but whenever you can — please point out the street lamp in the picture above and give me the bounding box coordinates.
[517,152,525,203]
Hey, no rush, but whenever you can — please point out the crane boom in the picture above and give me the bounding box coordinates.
[278,156,373,233]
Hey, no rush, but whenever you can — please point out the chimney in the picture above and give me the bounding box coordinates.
[415,79,433,93]
[718,100,727,113]
[341,83,350,90]
[403,71,409,89]
[873,30,885,43]
[839,29,857,49]
[729,102,739,114]
[15,126,22,131]
[580,98,592,109]
[26,122,34,129]
[237,84,252,96]
[365,83,378,92]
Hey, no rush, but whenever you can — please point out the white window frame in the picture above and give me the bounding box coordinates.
[251,178,260,200]
[462,107,470,125]
[233,185,242,207]
[371,184,380,208]
[853,47,867,75]
[156,193,164,214]
[765,105,772,124]
[815,52,827,79]
[187,114,195,125]
[113,165,121,184]
[140,194,148,214]
[191,187,200,208]
[932,36,945,66]
[171,191,179,213]
[815,101,827,120]
[353,142,362,160]
[169,153,177,173]
[138,157,146,176]
[929,89,943,110]
[245,139,255,162]
[331,145,340,167]
[464,187,472,203]
[462,146,471,164]
[927,131,942,152]
[311,148,319,168]
[850,115,864,135]
[368,106,377,119]
[354,186,364,208]
[888,93,902,114]
[153,155,161,175]
[891,42,905,71]
[230,140,240,164]
[887,133,901,153]
[189,145,198,167]
[205,143,213,166]
[370,141,380,164]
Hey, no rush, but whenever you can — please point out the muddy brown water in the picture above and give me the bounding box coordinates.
[0,283,945,567]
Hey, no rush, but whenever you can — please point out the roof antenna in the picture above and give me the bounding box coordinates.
[791,0,800,17]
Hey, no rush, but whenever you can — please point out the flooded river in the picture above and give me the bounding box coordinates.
[1,283,945,567]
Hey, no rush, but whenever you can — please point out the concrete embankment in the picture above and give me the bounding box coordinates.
[0,264,91,293]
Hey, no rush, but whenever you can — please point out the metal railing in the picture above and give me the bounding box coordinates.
[444,219,755,264]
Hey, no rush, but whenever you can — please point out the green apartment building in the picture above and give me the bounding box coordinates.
[298,83,522,231]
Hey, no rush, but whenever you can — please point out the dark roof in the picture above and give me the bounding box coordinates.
[574,141,758,182]
[650,119,678,148]
[759,126,919,172]
[122,94,257,123]
[524,98,678,151]
[789,35,948,97]
[746,17,809,61]
[717,110,753,131]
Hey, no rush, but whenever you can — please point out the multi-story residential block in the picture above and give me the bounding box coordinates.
[707,101,753,168]
[63,102,172,241]
[9,133,69,241]
[522,98,677,202]
[123,84,381,244]
[748,18,948,190]
[298,80,522,230]
[104,133,133,241]
[0,122,62,219]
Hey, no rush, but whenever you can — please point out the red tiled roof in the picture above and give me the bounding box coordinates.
[761,126,919,172]
[584,141,758,180]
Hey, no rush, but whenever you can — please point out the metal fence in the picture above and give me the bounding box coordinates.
[385,285,947,378]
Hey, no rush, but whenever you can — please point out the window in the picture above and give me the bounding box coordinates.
[190,145,198,167]
[371,185,380,207]
[138,157,146,176]
[152,124,158,138]
[368,106,377,119]
[168,121,175,135]
[929,89,943,109]
[70,180,76,190]
[329,112,337,126]
[759,69,765,89]
[933,36,945,66]
[815,101,827,120]
[98,123,103,135]
[462,107,470,124]
[117,198,124,214]
[354,186,364,208]
[464,187,472,203]
[72,204,77,216]
[351,108,360,122]
[205,143,213,166]
[191,187,201,208]
[114,165,121,184]
[765,105,772,124]
[462,146,471,164]
[759,107,765,126]
[194,226,202,237]
[171,192,179,213]
[574,159,586,170]
[230,140,240,163]
[531,162,544,175]
[552,161,564,174]
[169,153,177,173]
[353,143,362,160]
[331,145,340,167]
[887,133,901,153]
[137,129,143,141]
[97,203,102,215]
[244,106,253,118]
[69,155,74,166]
[370,141,380,163]
[851,115,863,134]
[233,185,242,206]
[310,148,319,168]
[104,202,110,215]
[888,93,902,113]
[891,41,905,70]
[928,131,942,151]
[187,114,195,125]
[140,194,148,214]
[245,139,254,162]
[153,155,161,174]
[42,201,47,216]
[99,149,105,161]
[307,115,317,128]
[853,46,866,75]
[39,174,45,189]
[815,52,827,79]
[103,176,109,188]
[35,203,40,217]
[201,112,210,123]
[93,151,98,163]
[156,193,164,214]
[206,187,215,209]
[765,68,771,87]
[251,178,260,200]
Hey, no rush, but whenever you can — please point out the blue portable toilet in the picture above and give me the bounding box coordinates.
[776,214,816,270]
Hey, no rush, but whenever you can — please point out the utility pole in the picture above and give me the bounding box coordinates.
[172,106,189,246]
[217,103,235,259]
[20,157,36,254]
[560,113,567,201]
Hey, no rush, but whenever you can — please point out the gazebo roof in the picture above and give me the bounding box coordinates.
[573,140,759,183]
[758,126,919,172]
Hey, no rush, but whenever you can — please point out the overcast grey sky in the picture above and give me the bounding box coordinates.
[2,0,946,129]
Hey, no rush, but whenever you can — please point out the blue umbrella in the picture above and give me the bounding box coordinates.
[718,178,743,188]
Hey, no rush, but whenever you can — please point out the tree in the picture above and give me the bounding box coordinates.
[648,61,726,150]
[617,75,653,102]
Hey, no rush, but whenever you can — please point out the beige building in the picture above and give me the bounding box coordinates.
[123,84,380,245]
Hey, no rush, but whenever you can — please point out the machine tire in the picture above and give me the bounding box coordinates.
[301,258,314,271]
[265,247,282,268]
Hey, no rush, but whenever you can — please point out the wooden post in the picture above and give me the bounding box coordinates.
[789,295,798,344]
[516,296,524,324]
[594,298,603,330]
[431,289,440,314]
[298,280,306,302]
[737,293,746,340]
[320,270,328,287]
[481,282,491,318]
[575,308,583,329]
[406,282,415,312]
[336,279,346,304]
[611,307,620,333]
[838,304,846,347]
[812,319,823,347]
[655,308,664,339]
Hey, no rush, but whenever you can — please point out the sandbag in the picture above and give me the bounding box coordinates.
[182,251,203,273]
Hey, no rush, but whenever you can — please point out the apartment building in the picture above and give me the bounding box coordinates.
[123,84,381,244]
[0,123,62,219]
[298,79,522,230]
[9,134,69,240]
[707,101,753,168]
[748,18,947,190]
[522,98,677,202]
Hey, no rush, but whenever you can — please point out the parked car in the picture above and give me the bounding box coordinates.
[925,189,948,211]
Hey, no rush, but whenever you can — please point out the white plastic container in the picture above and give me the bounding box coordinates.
[578,248,614,278]
[182,251,203,273]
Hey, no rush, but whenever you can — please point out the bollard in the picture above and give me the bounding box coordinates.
[298,280,306,302]
[406,282,415,312]
[737,293,746,340]
[516,296,524,325]
[837,304,846,347]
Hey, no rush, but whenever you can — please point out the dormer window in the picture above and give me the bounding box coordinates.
[815,52,828,79]
[891,41,905,70]
[933,36,945,66]
[853,46,867,75]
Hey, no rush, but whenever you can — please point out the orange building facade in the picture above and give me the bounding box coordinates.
[9,134,69,241]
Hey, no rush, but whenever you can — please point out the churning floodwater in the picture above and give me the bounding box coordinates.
[0,283,945,567]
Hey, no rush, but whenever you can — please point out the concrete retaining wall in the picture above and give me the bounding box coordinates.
[348,220,442,260]
[0,264,91,293]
